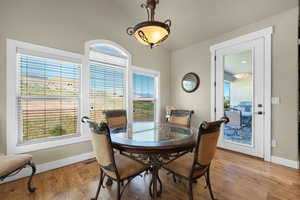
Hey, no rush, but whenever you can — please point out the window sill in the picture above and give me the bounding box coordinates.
[8,134,91,154]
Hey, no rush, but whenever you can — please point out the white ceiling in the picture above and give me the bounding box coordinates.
[113,0,298,50]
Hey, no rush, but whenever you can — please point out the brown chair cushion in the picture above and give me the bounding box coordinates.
[164,153,207,178]
[197,130,220,166]
[0,154,32,177]
[104,154,148,180]
[169,116,189,127]
[107,116,127,129]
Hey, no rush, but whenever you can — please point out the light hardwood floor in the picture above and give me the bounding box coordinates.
[0,149,300,200]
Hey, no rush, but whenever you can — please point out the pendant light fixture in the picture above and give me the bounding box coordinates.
[127,0,171,48]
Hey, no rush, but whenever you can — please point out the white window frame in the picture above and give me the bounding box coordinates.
[130,66,161,123]
[6,39,89,154]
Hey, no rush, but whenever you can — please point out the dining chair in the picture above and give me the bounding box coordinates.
[103,110,127,129]
[81,117,148,200]
[224,108,244,136]
[168,109,194,128]
[165,106,176,122]
[163,117,229,200]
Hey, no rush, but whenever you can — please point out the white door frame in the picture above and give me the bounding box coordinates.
[210,26,273,162]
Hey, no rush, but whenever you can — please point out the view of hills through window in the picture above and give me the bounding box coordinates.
[89,63,125,122]
[133,73,155,122]
[18,54,80,142]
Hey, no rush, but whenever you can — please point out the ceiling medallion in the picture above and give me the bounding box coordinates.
[127,0,171,49]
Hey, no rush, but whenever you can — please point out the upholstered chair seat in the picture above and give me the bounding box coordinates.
[104,154,147,180]
[0,154,36,192]
[164,153,208,178]
[0,154,32,177]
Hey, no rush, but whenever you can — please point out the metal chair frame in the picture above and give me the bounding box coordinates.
[0,160,36,193]
[163,117,229,200]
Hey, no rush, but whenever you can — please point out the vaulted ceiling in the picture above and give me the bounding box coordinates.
[113,0,298,50]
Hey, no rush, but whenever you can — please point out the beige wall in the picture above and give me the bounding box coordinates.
[171,8,299,161]
[0,0,171,164]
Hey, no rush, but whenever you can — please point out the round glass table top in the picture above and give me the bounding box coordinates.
[110,122,195,149]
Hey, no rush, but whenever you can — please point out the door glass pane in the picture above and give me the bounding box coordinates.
[223,50,253,145]
[89,63,125,122]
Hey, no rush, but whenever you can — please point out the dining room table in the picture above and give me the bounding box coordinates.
[109,121,196,199]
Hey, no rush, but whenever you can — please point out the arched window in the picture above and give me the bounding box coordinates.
[85,40,130,122]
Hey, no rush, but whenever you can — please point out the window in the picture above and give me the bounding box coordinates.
[224,81,231,109]
[132,68,159,122]
[18,54,81,142]
[7,40,87,154]
[7,39,160,154]
[88,43,128,122]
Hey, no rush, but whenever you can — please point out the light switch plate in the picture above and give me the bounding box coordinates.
[272,97,280,104]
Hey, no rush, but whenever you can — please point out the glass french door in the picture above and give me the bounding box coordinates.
[215,38,265,158]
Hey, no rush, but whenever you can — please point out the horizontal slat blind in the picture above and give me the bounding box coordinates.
[17,53,81,143]
[89,63,125,122]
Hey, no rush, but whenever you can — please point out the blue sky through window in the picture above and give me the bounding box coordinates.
[20,54,155,97]
[133,73,154,98]
[94,45,123,56]
[19,54,80,80]
[224,81,230,100]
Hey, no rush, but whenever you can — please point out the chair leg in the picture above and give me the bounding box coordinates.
[91,170,104,200]
[106,177,113,186]
[172,174,177,183]
[27,162,36,193]
[188,180,193,200]
[117,181,121,200]
[205,168,215,200]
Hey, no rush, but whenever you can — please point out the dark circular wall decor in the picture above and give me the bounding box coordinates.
[181,72,200,93]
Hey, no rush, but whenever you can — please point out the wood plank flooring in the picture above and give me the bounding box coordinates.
[0,149,299,200]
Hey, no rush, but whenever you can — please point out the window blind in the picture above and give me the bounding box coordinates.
[17,53,81,143]
[89,62,125,122]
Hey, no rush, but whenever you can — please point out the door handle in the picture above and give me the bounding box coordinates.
[255,111,265,115]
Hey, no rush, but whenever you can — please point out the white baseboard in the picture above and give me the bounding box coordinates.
[1,152,95,184]
[271,156,299,169]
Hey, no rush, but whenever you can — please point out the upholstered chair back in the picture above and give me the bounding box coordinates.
[195,118,229,166]
[103,110,127,129]
[88,120,118,178]
[168,110,194,128]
